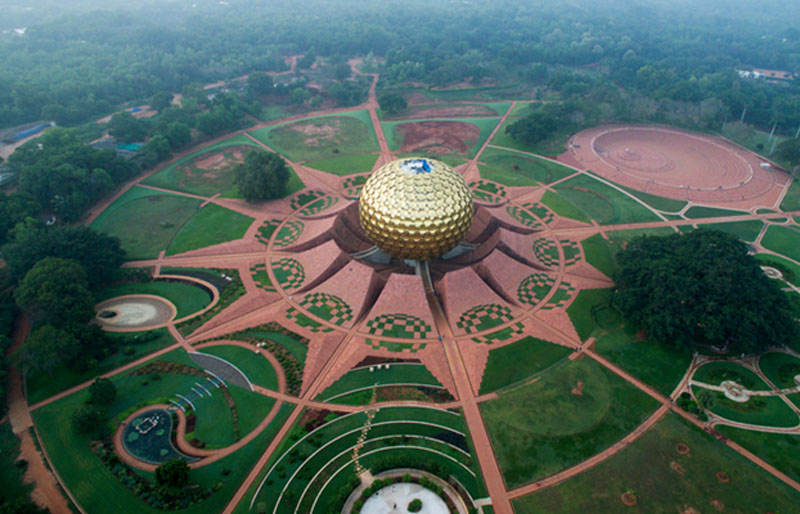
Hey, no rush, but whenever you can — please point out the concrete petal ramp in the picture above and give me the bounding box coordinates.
[189,351,253,390]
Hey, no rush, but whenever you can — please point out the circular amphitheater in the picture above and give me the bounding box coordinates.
[569,125,783,204]
[94,295,176,331]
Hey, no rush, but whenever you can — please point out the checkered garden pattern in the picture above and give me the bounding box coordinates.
[517,272,556,306]
[541,281,576,310]
[472,322,525,345]
[457,303,515,334]
[300,195,339,216]
[365,313,433,339]
[256,219,281,245]
[286,307,332,333]
[560,239,582,266]
[522,202,555,224]
[250,263,275,291]
[273,220,305,248]
[298,292,353,326]
[533,237,560,266]
[469,179,507,197]
[290,189,325,210]
[506,205,543,229]
[271,257,305,291]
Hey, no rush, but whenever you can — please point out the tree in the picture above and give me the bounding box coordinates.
[71,404,102,434]
[505,111,558,145]
[776,138,800,167]
[110,112,148,143]
[2,224,125,287]
[16,325,80,377]
[378,92,407,115]
[155,459,189,489]
[248,72,274,96]
[150,91,174,112]
[332,62,351,81]
[14,257,94,325]
[164,122,192,150]
[88,377,116,405]
[614,230,798,354]
[233,150,290,202]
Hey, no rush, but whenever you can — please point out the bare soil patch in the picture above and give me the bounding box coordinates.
[397,104,496,119]
[710,499,725,511]
[716,471,730,483]
[670,461,687,475]
[621,492,637,506]
[290,119,342,147]
[570,380,584,396]
[397,121,480,155]
[676,442,690,455]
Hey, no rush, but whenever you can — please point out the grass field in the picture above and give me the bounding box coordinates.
[755,253,800,286]
[479,336,572,394]
[198,344,279,390]
[96,281,211,319]
[249,111,378,162]
[513,413,800,513]
[142,134,262,197]
[190,386,236,447]
[761,224,800,261]
[758,351,800,408]
[693,385,798,427]
[316,363,442,401]
[697,220,764,242]
[693,361,770,390]
[477,147,575,186]
[166,204,253,256]
[552,174,661,225]
[303,153,378,175]
[684,205,748,219]
[235,331,307,364]
[720,121,790,167]
[541,190,591,223]
[566,288,618,341]
[26,329,176,405]
[481,358,658,488]
[581,228,678,278]
[31,348,293,514]
[593,326,692,396]
[490,119,580,156]
[615,184,688,212]
[382,117,500,158]
[781,178,800,211]
[90,187,201,260]
[717,426,800,483]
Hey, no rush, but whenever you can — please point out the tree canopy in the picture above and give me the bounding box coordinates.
[14,257,95,326]
[155,459,190,489]
[378,92,407,115]
[233,150,290,202]
[613,230,798,354]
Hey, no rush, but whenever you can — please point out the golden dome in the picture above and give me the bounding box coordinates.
[359,158,473,261]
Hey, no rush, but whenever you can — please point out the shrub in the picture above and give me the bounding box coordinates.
[408,498,423,512]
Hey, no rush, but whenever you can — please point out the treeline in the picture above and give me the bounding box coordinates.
[2,0,800,130]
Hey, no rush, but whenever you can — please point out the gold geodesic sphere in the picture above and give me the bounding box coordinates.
[359,158,474,261]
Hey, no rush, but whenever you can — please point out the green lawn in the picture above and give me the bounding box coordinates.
[90,187,201,260]
[758,351,800,408]
[479,336,572,394]
[477,147,575,186]
[31,348,293,514]
[95,281,211,319]
[227,386,276,437]
[481,358,659,488]
[26,329,176,405]
[755,253,800,286]
[720,121,790,167]
[781,178,800,212]
[581,228,678,278]
[317,364,442,401]
[541,190,591,223]
[166,204,253,256]
[698,220,764,242]
[191,386,236,448]
[593,326,692,396]
[615,184,688,212]
[198,344,279,390]
[490,118,580,156]
[761,224,800,262]
[303,153,378,175]
[693,361,770,390]
[552,174,660,225]
[513,413,800,513]
[249,111,378,162]
[142,134,262,197]
[717,426,800,483]
[382,117,500,158]
[692,385,798,427]
[684,205,748,219]
[566,288,618,341]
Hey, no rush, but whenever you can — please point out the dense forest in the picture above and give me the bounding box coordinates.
[1,0,800,131]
